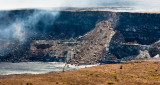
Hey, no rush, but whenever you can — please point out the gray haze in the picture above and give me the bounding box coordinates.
[0,0,160,55]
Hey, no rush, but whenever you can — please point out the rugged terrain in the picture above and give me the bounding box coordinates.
[0,8,160,64]
[0,61,160,85]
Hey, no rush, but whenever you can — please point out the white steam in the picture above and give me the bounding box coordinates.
[0,20,24,42]
[12,22,26,42]
[0,0,160,55]
[0,0,159,43]
[0,9,60,55]
[0,9,59,41]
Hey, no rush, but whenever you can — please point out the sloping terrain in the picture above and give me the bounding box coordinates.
[0,61,159,85]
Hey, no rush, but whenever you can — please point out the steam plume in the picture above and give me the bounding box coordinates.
[0,0,160,56]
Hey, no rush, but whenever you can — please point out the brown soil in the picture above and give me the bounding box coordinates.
[0,61,160,85]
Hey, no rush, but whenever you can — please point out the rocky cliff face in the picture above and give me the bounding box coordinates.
[0,9,160,64]
[29,19,116,64]
[115,13,160,45]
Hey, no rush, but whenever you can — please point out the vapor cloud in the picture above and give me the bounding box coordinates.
[0,0,131,43]
[0,9,59,55]
[0,0,159,43]
[0,0,160,56]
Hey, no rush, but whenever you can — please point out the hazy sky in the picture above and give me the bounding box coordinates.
[0,0,132,10]
[0,0,160,11]
[0,0,65,10]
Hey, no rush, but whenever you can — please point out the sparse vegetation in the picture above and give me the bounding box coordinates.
[87,74,99,77]
[63,82,68,84]
[111,71,117,74]
[108,82,114,85]
[0,61,159,85]
[120,65,123,69]
[56,82,59,84]
[26,83,33,85]
[154,62,159,64]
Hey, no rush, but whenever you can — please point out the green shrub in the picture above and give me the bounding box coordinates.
[120,65,123,69]
[26,83,33,85]
[63,82,68,84]
[108,82,114,85]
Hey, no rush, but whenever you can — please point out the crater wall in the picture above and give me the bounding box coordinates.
[0,9,160,64]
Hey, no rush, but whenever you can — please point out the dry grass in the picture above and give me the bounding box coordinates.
[0,61,160,85]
